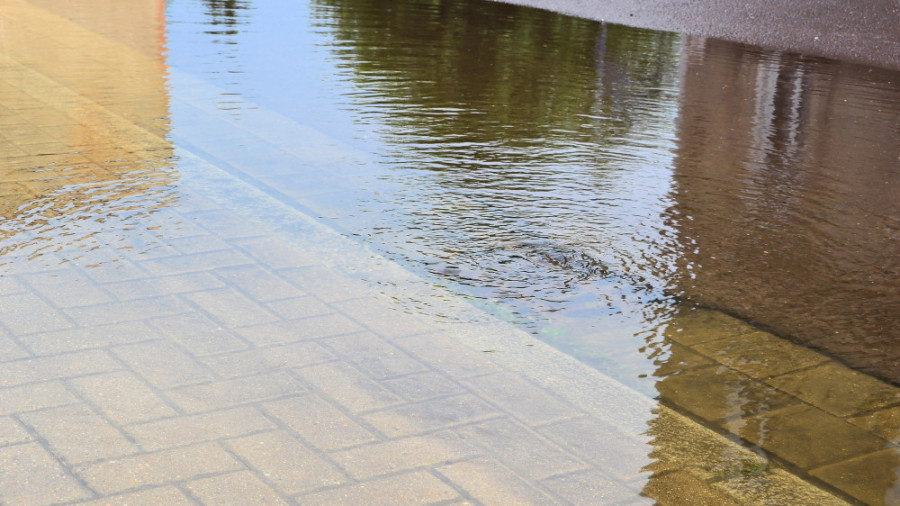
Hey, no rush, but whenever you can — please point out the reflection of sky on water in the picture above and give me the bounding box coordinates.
[165,0,686,393]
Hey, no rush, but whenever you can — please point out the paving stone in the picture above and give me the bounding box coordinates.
[201,341,334,378]
[810,449,900,506]
[64,296,187,327]
[22,268,112,308]
[456,418,587,480]
[76,442,243,494]
[642,408,766,482]
[641,470,741,505]
[113,340,215,389]
[0,291,73,334]
[0,275,27,296]
[382,371,466,403]
[541,470,639,505]
[693,331,829,379]
[69,371,176,425]
[0,330,29,362]
[323,332,427,379]
[766,361,900,417]
[539,417,651,482]
[655,365,799,423]
[0,349,121,387]
[0,442,91,504]
[150,312,250,356]
[185,288,279,328]
[140,249,252,277]
[127,406,275,451]
[75,254,148,284]
[214,264,305,302]
[664,308,759,346]
[296,361,403,413]
[236,314,364,346]
[104,271,225,301]
[437,456,560,505]
[263,395,376,451]
[19,403,137,464]
[75,486,195,506]
[299,470,459,505]
[21,321,160,355]
[167,371,306,413]
[331,298,435,338]
[265,296,333,320]
[738,404,887,470]
[713,468,850,506]
[365,394,499,437]
[186,470,289,505]
[394,332,504,378]
[279,265,368,303]
[0,381,79,415]
[849,405,900,443]
[0,416,31,446]
[226,430,346,495]
[462,372,582,426]
[331,431,478,479]
[231,236,320,270]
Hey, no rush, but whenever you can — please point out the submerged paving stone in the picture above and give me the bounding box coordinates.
[693,331,830,379]
[766,360,900,417]
[810,448,900,506]
[738,404,888,470]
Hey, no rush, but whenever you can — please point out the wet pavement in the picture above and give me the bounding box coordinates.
[2,0,900,504]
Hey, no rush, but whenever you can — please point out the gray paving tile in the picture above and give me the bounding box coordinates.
[0,292,73,335]
[200,341,334,378]
[299,470,458,505]
[126,406,276,451]
[213,264,306,302]
[112,340,215,389]
[381,371,466,403]
[74,487,195,506]
[462,372,583,426]
[19,404,137,464]
[437,456,560,505]
[394,332,504,378]
[323,332,427,379]
[166,371,307,413]
[236,314,364,346]
[75,442,244,494]
[364,394,499,437]
[296,361,403,413]
[185,288,279,328]
[21,321,160,355]
[149,312,249,356]
[21,268,112,308]
[0,416,31,446]
[541,470,639,505]
[456,418,588,481]
[0,381,80,415]
[64,296,187,327]
[263,394,376,451]
[225,430,346,495]
[330,431,478,479]
[0,442,91,504]
[69,371,177,425]
[265,296,332,320]
[104,271,225,301]
[186,471,289,505]
[0,350,121,387]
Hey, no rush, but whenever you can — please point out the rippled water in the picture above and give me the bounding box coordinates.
[166,0,900,389]
[3,0,900,501]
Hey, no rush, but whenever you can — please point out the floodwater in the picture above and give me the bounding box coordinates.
[2,0,900,503]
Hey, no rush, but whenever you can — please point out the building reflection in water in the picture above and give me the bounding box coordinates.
[0,0,175,265]
[667,37,900,385]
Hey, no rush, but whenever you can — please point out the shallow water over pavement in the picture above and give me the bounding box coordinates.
[2,0,900,503]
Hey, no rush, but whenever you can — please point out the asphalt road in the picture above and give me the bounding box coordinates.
[490,0,900,70]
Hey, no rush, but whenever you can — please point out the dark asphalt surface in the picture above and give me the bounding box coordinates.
[490,0,900,70]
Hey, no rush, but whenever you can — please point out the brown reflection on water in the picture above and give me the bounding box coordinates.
[669,37,900,384]
[0,0,174,264]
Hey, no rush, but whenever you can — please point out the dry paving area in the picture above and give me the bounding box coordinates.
[1,0,900,504]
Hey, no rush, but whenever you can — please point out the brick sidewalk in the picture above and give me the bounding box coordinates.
[0,0,860,504]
